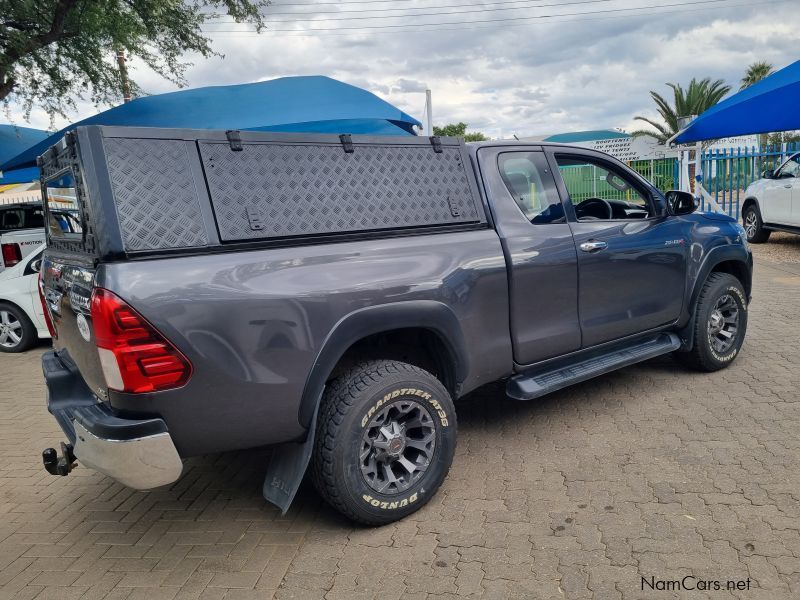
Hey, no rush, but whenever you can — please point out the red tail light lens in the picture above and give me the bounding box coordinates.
[1,243,21,267]
[90,288,191,393]
[38,271,57,338]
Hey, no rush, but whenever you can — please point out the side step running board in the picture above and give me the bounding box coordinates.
[507,333,681,401]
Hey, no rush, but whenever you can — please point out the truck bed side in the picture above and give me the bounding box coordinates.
[96,230,510,455]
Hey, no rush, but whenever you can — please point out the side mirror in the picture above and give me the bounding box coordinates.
[665,190,698,216]
[762,169,775,179]
[31,259,42,273]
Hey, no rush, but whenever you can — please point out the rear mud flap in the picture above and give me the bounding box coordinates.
[262,409,318,514]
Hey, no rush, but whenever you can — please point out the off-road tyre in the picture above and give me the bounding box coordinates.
[742,203,770,243]
[674,272,748,372]
[311,360,457,525]
[0,303,37,353]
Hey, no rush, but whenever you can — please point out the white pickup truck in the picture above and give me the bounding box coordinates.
[0,202,81,271]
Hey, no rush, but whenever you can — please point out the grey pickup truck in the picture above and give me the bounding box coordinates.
[38,126,752,525]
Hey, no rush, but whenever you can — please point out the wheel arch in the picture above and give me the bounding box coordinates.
[298,301,469,430]
[689,248,752,311]
[709,259,752,299]
[678,246,752,350]
[262,301,469,515]
[0,298,35,324]
[741,196,759,216]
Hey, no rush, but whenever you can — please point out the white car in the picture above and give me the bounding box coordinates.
[742,152,800,243]
[0,244,50,352]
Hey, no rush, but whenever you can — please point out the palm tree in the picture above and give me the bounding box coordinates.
[740,61,774,90]
[630,78,731,143]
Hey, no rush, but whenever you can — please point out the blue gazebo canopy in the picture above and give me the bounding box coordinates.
[1,76,421,171]
[675,60,800,144]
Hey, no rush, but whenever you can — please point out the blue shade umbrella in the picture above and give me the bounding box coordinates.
[1,76,421,171]
[674,60,800,144]
[0,166,40,184]
[0,124,49,164]
[0,125,49,185]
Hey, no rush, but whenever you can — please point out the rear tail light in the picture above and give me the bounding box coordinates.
[1,243,21,267]
[90,288,192,393]
[38,272,57,338]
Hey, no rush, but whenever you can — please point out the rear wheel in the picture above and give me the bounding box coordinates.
[742,204,770,243]
[311,360,457,525]
[0,303,37,353]
[674,272,748,372]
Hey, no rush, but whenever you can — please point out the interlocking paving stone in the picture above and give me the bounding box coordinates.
[1,243,799,599]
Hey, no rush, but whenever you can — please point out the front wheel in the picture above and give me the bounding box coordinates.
[742,204,770,243]
[311,360,457,525]
[674,272,748,372]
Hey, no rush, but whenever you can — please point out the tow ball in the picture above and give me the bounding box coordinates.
[42,443,76,476]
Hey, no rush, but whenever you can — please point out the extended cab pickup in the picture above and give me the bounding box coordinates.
[39,126,753,525]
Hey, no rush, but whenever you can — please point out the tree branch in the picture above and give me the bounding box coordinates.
[2,0,78,66]
[36,0,79,46]
[0,75,15,99]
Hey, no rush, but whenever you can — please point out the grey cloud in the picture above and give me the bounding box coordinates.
[392,78,428,93]
[7,3,800,140]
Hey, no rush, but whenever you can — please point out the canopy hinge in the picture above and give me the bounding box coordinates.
[226,129,243,151]
[339,134,354,154]
[430,136,443,153]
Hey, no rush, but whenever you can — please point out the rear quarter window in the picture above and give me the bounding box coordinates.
[44,171,83,240]
[0,206,45,231]
[0,207,24,231]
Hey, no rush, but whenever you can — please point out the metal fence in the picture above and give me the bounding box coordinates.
[560,158,680,203]
[698,142,800,218]
[628,158,680,193]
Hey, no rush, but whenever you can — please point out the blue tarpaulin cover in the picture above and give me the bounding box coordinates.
[675,60,800,144]
[1,76,421,171]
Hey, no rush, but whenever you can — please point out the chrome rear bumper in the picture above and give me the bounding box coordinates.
[72,420,182,489]
[42,350,183,490]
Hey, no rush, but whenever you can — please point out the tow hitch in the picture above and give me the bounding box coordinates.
[42,442,76,476]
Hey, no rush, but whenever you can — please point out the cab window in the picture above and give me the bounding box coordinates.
[498,152,564,224]
[554,154,654,221]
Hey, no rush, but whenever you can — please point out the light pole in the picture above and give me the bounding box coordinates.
[116,49,132,103]
[425,89,433,137]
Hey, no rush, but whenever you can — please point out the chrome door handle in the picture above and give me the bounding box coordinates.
[784,184,793,188]
[580,240,608,252]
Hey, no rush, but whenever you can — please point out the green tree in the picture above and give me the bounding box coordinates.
[766,131,800,146]
[740,62,777,148]
[1,0,268,121]
[433,122,487,142]
[740,61,774,90]
[630,78,731,143]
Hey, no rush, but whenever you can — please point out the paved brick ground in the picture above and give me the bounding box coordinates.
[1,245,799,600]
